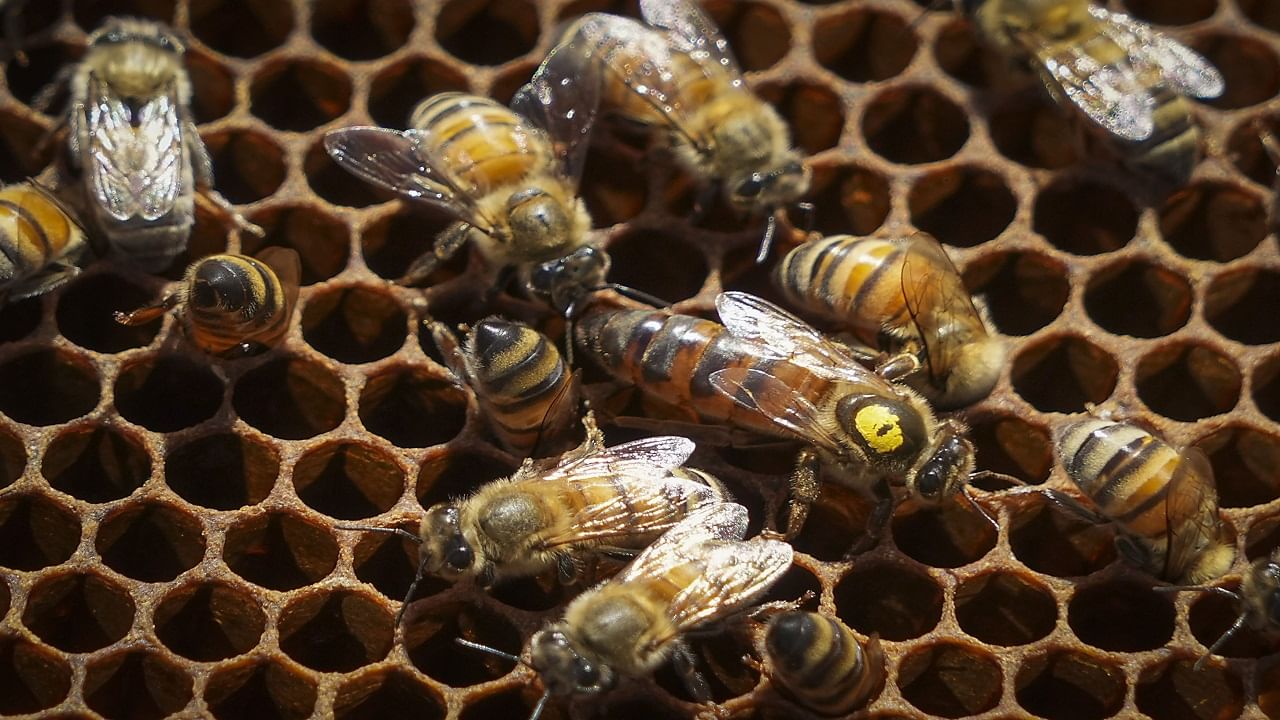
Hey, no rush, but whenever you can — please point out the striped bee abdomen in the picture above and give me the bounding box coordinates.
[466,317,577,457]
[775,235,911,346]
[409,93,549,191]
[765,611,884,716]
[184,254,291,356]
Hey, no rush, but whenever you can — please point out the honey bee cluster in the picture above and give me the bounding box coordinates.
[0,0,1277,719]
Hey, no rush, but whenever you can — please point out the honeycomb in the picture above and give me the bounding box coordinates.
[0,0,1277,718]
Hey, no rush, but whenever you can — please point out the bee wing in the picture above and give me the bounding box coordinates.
[535,473,722,550]
[621,502,752,583]
[639,0,743,80]
[715,291,888,389]
[1088,7,1224,99]
[255,246,301,320]
[540,435,697,485]
[322,126,484,224]
[709,367,848,455]
[1163,445,1223,581]
[900,234,982,387]
[86,75,183,222]
[512,20,603,186]
[662,535,793,640]
[1017,30,1155,141]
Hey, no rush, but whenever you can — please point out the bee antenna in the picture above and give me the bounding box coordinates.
[333,525,423,545]
[396,554,432,630]
[968,469,1028,488]
[528,690,551,720]
[1196,610,1249,671]
[756,214,777,264]
[589,283,669,309]
[455,637,523,664]
[959,487,999,533]
[909,0,950,30]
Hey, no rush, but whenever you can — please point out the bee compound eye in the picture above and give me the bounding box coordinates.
[445,541,473,571]
[575,660,600,688]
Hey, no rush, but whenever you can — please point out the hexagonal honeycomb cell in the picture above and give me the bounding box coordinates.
[0,0,1276,718]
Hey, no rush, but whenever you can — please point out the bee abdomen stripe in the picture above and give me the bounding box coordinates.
[1089,436,1161,501]
[0,198,50,266]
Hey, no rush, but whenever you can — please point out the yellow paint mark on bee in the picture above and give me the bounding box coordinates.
[855,405,903,454]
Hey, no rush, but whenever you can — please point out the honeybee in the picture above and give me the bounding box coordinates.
[1055,418,1234,585]
[775,232,1004,408]
[341,433,729,621]
[524,501,792,713]
[545,0,811,258]
[961,0,1224,184]
[760,611,885,716]
[63,18,260,271]
[323,80,601,294]
[1160,549,1280,670]
[114,248,300,357]
[429,316,581,458]
[575,291,980,539]
[0,181,87,301]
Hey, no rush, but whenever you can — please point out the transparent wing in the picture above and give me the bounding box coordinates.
[639,0,742,82]
[564,13,713,150]
[1020,31,1155,141]
[715,291,887,389]
[322,126,483,224]
[620,502,750,583]
[900,234,982,387]
[1163,446,1224,581]
[1089,6,1224,99]
[709,367,847,454]
[535,474,722,550]
[539,435,697,485]
[255,246,301,321]
[512,17,603,186]
[86,75,183,222]
[663,535,793,635]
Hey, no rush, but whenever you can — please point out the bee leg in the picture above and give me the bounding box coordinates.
[844,491,896,559]
[194,189,265,238]
[782,448,822,540]
[399,224,470,286]
[6,263,81,302]
[425,319,469,384]
[32,64,75,114]
[875,352,922,382]
[670,641,713,703]
[114,293,179,326]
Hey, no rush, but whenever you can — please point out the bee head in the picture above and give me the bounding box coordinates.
[507,188,573,255]
[525,246,609,313]
[420,503,475,580]
[529,626,615,697]
[91,18,185,54]
[834,395,927,473]
[728,157,811,215]
[911,430,975,504]
[190,258,249,314]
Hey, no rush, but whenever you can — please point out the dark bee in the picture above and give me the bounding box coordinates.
[116,248,300,357]
[1161,549,1280,670]
[431,316,581,458]
[762,611,885,716]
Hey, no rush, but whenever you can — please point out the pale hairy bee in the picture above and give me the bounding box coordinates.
[761,611,885,716]
[339,433,729,625]
[575,291,981,539]
[544,0,811,257]
[64,18,259,271]
[323,77,605,298]
[430,316,582,458]
[1161,549,1280,670]
[114,248,300,357]
[960,0,1224,185]
[1056,418,1234,585]
[522,502,792,717]
[775,232,1004,408]
[0,181,87,301]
